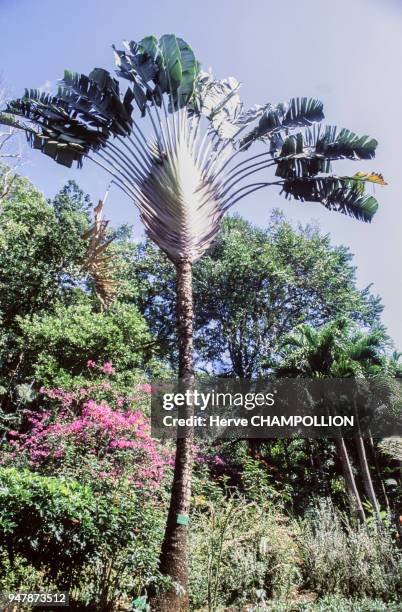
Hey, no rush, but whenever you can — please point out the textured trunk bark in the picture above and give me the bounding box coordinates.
[335,437,366,523]
[154,259,194,612]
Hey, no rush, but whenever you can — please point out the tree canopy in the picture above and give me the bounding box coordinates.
[125,213,383,377]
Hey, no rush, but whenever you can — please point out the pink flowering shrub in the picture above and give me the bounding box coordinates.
[4,367,172,489]
[36,360,153,415]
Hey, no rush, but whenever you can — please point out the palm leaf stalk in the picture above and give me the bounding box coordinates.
[0,34,386,610]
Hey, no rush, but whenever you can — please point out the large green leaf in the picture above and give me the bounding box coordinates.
[158,34,182,96]
[240,97,324,150]
[275,126,378,179]
[281,176,379,222]
[59,68,133,136]
[176,37,199,107]
[5,90,109,167]
[113,34,199,113]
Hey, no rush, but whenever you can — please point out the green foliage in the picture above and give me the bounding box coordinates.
[0,467,165,608]
[275,318,388,378]
[17,300,158,389]
[0,173,89,327]
[0,173,163,427]
[128,214,382,376]
[0,467,100,589]
[4,63,135,168]
[114,34,200,112]
[266,596,402,611]
[0,174,94,423]
[2,33,200,167]
[189,497,301,609]
[281,176,378,222]
[299,499,402,601]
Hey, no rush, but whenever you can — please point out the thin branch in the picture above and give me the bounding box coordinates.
[218,160,276,198]
[101,146,144,186]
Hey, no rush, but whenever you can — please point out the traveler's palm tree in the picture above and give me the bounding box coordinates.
[1,34,386,610]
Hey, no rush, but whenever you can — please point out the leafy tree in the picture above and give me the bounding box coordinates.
[0,174,91,417]
[0,174,160,428]
[126,214,382,376]
[16,301,159,390]
[0,467,165,609]
[275,319,397,522]
[1,33,385,609]
[0,173,90,327]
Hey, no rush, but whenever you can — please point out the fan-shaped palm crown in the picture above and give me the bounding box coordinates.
[0,34,386,263]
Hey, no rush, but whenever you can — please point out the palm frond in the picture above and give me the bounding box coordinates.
[275,126,378,179]
[5,90,109,167]
[240,97,324,150]
[5,67,135,168]
[59,68,133,136]
[315,126,377,160]
[281,176,379,222]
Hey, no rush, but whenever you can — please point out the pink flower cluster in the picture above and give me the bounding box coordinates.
[38,381,152,412]
[87,360,116,375]
[7,387,171,487]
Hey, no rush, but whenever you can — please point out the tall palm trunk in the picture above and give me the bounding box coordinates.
[335,437,366,523]
[367,431,390,512]
[352,398,381,520]
[155,259,194,612]
[354,435,381,519]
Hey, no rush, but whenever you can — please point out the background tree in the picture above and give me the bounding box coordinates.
[1,32,385,610]
[0,174,159,430]
[0,175,90,421]
[125,214,382,375]
[275,319,400,522]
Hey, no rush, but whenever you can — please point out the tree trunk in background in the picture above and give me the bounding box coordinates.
[367,432,390,513]
[354,435,381,519]
[335,437,366,523]
[352,398,381,520]
[154,259,194,612]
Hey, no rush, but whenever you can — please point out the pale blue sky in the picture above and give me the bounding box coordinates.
[1,0,401,348]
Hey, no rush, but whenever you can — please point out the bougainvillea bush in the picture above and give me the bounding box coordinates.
[2,362,171,487]
[0,365,173,609]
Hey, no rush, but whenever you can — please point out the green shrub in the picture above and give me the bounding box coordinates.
[264,595,402,611]
[0,467,165,609]
[189,496,301,610]
[299,499,402,601]
[0,467,99,590]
